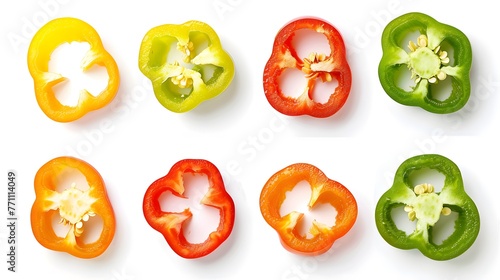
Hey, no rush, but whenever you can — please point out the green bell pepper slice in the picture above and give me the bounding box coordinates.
[375,154,480,260]
[139,20,234,113]
[378,12,472,114]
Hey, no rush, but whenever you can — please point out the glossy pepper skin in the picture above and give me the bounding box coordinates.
[31,156,116,258]
[260,163,357,255]
[143,159,235,259]
[139,20,234,113]
[375,154,480,260]
[27,17,120,122]
[263,17,352,118]
[378,12,472,114]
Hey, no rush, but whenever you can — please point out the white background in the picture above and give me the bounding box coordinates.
[1,0,499,279]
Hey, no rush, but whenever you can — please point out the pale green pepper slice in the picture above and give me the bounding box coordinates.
[139,20,234,113]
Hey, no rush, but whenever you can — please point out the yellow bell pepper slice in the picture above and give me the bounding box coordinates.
[27,17,120,122]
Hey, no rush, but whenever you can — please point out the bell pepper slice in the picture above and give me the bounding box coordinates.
[138,20,234,113]
[263,18,352,118]
[143,159,235,259]
[375,154,480,260]
[260,163,357,255]
[31,156,116,259]
[378,12,472,114]
[27,17,120,122]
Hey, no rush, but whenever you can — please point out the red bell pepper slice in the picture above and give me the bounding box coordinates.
[260,163,357,255]
[143,159,235,259]
[263,17,352,118]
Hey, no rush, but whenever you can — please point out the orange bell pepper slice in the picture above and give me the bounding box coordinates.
[27,17,120,122]
[260,163,357,255]
[31,156,116,258]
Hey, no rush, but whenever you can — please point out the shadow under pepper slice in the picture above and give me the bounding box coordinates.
[260,163,357,255]
[143,159,235,259]
[27,17,120,122]
[138,20,234,113]
[31,156,116,259]
[378,12,472,114]
[263,17,352,118]
[375,154,480,260]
